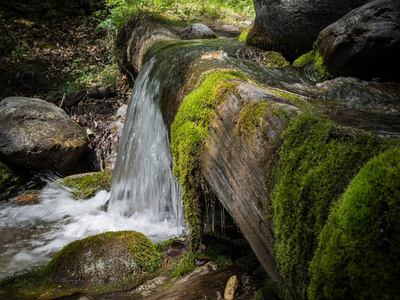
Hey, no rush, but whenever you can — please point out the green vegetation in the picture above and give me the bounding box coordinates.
[269,113,395,299]
[271,90,313,111]
[237,27,249,42]
[308,144,400,299]
[0,266,57,299]
[171,70,247,249]
[56,171,112,200]
[168,233,250,277]
[0,161,13,187]
[266,52,289,68]
[293,50,331,82]
[104,0,255,30]
[235,101,270,146]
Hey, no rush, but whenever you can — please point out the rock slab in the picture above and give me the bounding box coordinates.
[316,0,400,81]
[250,0,368,60]
[0,97,87,172]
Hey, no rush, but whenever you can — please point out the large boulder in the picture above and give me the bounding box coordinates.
[46,231,160,284]
[0,97,88,172]
[315,0,400,81]
[249,0,368,60]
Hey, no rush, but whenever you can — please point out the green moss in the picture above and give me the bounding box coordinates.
[47,231,160,277]
[0,266,56,298]
[57,171,112,200]
[0,161,13,187]
[271,90,314,111]
[292,50,331,82]
[264,51,289,68]
[235,101,270,146]
[254,279,282,300]
[1,231,160,298]
[292,50,316,67]
[237,27,249,42]
[171,70,247,250]
[269,113,394,299]
[308,144,400,299]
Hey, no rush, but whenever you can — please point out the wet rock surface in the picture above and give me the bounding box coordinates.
[316,0,400,81]
[180,23,218,40]
[200,82,301,282]
[0,97,87,172]
[250,0,368,60]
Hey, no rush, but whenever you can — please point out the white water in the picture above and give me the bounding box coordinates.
[108,57,183,223]
[0,56,184,280]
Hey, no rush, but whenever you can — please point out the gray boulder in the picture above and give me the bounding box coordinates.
[180,23,218,40]
[0,97,88,172]
[316,0,400,81]
[250,0,368,60]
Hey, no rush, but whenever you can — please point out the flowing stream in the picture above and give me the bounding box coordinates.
[1,37,400,281]
[0,52,185,280]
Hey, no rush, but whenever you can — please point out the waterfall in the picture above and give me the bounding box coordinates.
[107,56,183,225]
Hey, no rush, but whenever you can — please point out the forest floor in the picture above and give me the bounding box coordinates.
[0,0,247,172]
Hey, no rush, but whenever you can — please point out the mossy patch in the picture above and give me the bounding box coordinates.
[308,144,400,299]
[0,161,13,187]
[269,113,395,299]
[271,90,313,111]
[171,70,247,249]
[56,171,112,200]
[293,50,331,82]
[235,101,270,146]
[237,27,249,42]
[263,51,289,68]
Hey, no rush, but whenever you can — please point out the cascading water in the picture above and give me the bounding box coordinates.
[1,36,400,281]
[0,45,186,280]
[107,56,182,223]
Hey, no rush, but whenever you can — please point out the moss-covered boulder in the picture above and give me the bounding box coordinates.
[47,231,161,284]
[309,144,400,299]
[54,171,111,200]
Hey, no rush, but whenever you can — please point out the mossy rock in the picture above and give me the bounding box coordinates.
[238,46,289,68]
[46,231,161,284]
[270,113,395,298]
[237,27,249,42]
[0,161,13,188]
[171,70,247,249]
[55,171,112,200]
[292,50,331,82]
[308,144,400,299]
